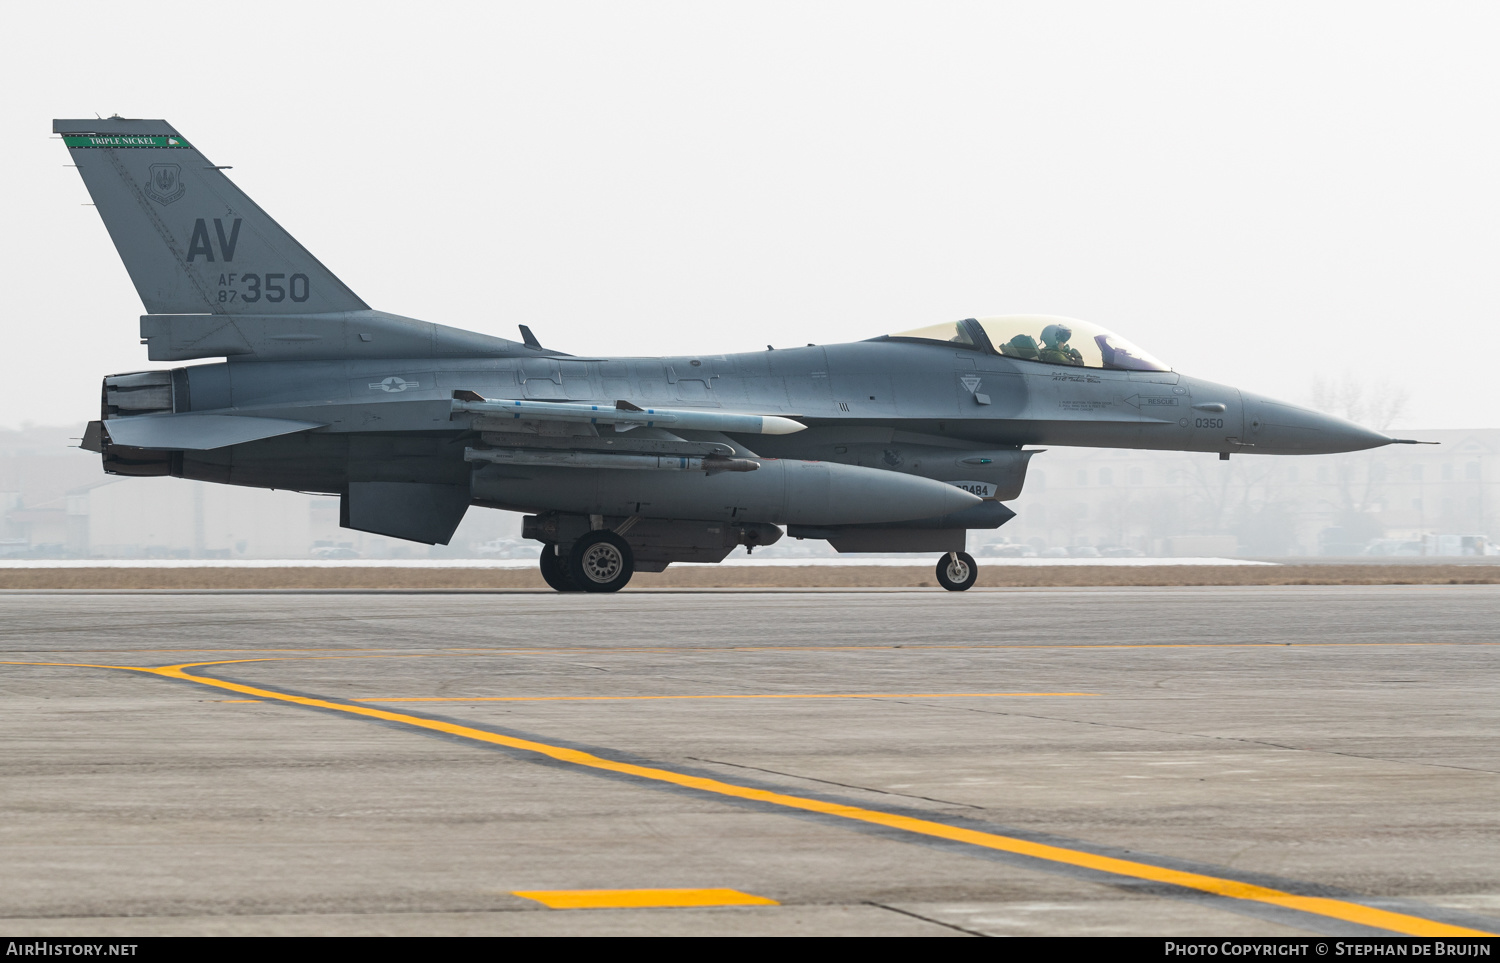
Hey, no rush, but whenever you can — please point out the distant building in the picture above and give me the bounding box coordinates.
[1,424,1494,559]
[0,425,102,557]
[0,425,518,559]
[994,429,1496,556]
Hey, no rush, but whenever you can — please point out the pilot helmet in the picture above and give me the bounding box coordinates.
[1041,323,1073,347]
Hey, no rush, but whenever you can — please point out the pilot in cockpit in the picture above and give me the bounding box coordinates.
[890,316,1171,373]
[1037,323,1084,366]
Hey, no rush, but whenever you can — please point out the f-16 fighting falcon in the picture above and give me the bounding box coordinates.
[59,117,1418,592]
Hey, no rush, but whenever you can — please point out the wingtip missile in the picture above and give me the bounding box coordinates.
[759,415,808,435]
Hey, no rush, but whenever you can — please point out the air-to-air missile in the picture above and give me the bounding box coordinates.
[59,117,1421,592]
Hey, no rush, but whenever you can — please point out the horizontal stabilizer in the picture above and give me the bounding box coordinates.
[104,413,324,450]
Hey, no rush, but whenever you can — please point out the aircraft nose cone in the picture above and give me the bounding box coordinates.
[1242,393,1391,454]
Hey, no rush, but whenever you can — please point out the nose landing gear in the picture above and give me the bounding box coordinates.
[936,550,977,592]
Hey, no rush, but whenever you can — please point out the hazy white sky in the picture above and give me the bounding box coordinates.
[3,1,1496,431]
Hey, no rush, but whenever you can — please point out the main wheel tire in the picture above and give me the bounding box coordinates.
[567,531,635,593]
[935,551,978,592]
[539,545,582,592]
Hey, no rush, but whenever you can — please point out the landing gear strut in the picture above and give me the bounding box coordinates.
[936,551,977,592]
[539,545,581,592]
[567,530,635,593]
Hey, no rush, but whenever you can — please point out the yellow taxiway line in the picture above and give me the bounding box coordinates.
[2,656,1491,937]
[513,888,777,909]
[355,692,1097,703]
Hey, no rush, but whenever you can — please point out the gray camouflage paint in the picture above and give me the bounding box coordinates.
[59,117,1396,558]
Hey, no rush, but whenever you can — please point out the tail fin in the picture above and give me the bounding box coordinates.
[55,117,367,315]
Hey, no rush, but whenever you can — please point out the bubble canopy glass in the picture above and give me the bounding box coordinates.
[884,316,1170,372]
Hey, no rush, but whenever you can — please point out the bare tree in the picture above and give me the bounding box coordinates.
[1308,372,1411,431]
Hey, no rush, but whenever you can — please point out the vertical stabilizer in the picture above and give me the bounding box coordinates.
[55,118,367,315]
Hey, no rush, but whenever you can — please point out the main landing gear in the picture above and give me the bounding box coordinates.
[539,531,636,593]
[936,551,978,592]
[538,545,581,592]
[543,536,968,594]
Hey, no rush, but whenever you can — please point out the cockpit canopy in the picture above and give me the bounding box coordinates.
[885,315,1170,372]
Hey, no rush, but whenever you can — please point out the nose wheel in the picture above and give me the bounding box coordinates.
[567,530,635,593]
[936,551,977,592]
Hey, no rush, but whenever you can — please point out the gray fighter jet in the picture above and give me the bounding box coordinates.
[58,117,1414,591]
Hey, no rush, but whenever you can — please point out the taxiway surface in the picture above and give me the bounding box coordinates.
[2,587,1497,936]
